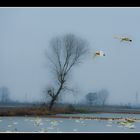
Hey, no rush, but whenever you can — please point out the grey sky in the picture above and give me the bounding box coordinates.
[0,7,140,104]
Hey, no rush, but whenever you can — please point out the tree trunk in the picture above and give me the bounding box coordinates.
[48,98,55,111]
[48,83,64,111]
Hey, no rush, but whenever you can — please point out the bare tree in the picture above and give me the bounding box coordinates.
[45,34,89,110]
[98,89,109,106]
[85,92,98,106]
[0,86,10,103]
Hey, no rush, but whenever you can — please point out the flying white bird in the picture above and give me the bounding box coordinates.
[92,50,105,59]
[94,50,106,57]
[114,36,132,42]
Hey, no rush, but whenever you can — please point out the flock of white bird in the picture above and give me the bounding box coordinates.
[93,36,132,58]
[0,115,138,132]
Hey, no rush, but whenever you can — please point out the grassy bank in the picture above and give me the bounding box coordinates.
[0,105,82,116]
[0,104,140,116]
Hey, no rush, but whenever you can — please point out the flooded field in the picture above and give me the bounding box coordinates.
[0,113,140,132]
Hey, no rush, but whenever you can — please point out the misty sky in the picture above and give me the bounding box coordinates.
[0,7,140,104]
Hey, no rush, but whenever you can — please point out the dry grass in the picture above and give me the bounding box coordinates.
[0,107,51,116]
[0,105,77,116]
[1,105,139,117]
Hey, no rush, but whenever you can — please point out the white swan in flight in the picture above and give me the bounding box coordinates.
[114,36,132,42]
[93,51,106,58]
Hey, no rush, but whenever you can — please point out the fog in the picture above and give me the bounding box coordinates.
[0,7,140,105]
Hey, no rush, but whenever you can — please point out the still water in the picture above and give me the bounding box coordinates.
[0,113,140,132]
